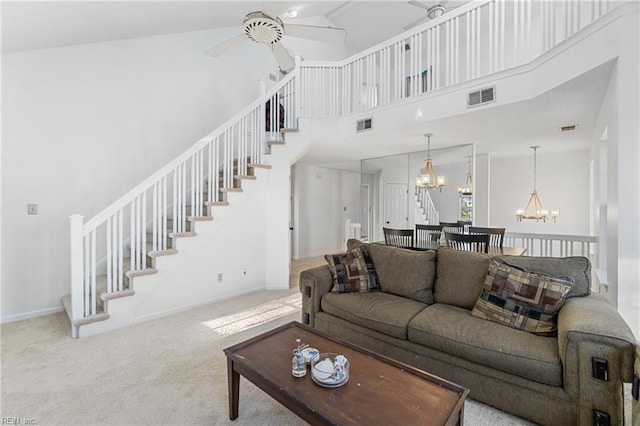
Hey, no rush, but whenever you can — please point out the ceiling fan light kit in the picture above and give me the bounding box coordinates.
[244,12,284,44]
[427,5,447,19]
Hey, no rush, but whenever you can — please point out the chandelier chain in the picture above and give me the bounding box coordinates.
[533,146,537,192]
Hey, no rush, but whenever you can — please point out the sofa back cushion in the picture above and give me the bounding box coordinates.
[434,248,490,309]
[347,239,436,304]
[492,255,591,297]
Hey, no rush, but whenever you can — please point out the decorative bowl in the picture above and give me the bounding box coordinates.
[310,353,349,387]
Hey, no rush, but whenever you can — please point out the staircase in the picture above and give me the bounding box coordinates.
[65,0,627,337]
[415,188,439,225]
[64,72,299,337]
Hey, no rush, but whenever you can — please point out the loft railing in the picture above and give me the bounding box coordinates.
[299,0,615,118]
[68,73,299,336]
[504,232,597,257]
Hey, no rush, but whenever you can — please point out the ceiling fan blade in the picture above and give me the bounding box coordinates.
[284,24,346,44]
[271,43,296,73]
[403,15,430,31]
[204,33,248,57]
[261,3,282,20]
[408,0,431,11]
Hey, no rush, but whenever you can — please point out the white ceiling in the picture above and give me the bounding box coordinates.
[2,1,610,168]
[1,1,469,54]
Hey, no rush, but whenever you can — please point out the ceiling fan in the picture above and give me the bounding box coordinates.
[404,1,455,30]
[204,9,346,74]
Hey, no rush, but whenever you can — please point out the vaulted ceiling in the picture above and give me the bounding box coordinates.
[1,1,470,54]
[2,1,611,166]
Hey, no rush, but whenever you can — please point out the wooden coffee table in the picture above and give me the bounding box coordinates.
[224,321,469,425]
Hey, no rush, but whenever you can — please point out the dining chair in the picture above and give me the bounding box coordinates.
[444,231,490,253]
[440,222,464,235]
[415,224,442,248]
[469,226,505,248]
[457,220,472,233]
[383,228,414,249]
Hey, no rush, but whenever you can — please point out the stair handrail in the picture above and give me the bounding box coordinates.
[69,71,298,332]
[81,71,298,233]
[415,188,439,225]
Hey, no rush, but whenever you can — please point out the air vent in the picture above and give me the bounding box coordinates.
[467,86,496,108]
[356,118,373,132]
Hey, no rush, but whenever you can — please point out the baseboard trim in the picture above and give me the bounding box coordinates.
[1,306,65,324]
[134,286,266,325]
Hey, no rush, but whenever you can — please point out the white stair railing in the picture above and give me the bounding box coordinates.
[299,0,615,118]
[68,73,299,336]
[504,232,597,258]
[415,188,439,225]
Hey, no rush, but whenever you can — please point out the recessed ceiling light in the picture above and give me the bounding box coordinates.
[286,8,298,19]
[561,125,578,132]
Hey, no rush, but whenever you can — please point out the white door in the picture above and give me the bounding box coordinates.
[361,184,371,241]
[383,183,408,229]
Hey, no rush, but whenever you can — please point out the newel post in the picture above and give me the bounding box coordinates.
[69,214,84,338]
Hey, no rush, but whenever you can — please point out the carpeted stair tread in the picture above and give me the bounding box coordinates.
[60,294,110,326]
[248,163,272,169]
[68,150,281,337]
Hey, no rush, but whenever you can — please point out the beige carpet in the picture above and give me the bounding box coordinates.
[0,261,632,425]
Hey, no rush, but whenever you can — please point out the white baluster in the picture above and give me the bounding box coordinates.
[106,217,112,293]
[90,229,96,315]
[141,192,147,266]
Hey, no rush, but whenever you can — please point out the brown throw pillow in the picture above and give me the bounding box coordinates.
[471,262,573,336]
[324,247,380,293]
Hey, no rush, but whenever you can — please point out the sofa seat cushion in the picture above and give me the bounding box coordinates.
[321,292,427,340]
[408,303,562,386]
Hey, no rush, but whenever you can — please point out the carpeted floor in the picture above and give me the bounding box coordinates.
[0,259,632,425]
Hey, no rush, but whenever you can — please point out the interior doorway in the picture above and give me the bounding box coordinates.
[383,182,408,229]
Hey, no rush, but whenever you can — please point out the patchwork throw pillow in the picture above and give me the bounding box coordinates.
[324,247,380,293]
[357,245,380,291]
[471,262,573,336]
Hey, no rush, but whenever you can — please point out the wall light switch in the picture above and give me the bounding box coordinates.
[27,204,38,215]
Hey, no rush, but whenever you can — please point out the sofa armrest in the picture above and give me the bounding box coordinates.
[633,345,640,426]
[557,293,637,424]
[299,265,333,328]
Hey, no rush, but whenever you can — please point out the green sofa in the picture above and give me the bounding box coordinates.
[299,240,636,425]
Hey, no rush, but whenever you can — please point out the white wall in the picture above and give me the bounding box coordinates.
[293,164,359,258]
[490,149,590,234]
[1,27,278,321]
[590,19,640,337]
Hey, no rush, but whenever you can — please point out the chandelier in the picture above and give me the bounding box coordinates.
[416,133,445,192]
[515,146,559,222]
[457,156,473,195]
